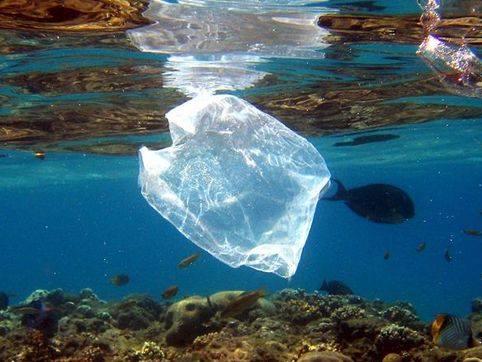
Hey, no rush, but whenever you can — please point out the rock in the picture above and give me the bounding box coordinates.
[463,346,482,360]
[164,296,214,346]
[23,289,49,304]
[79,288,98,301]
[298,351,353,362]
[75,305,95,319]
[109,295,163,331]
[382,353,403,362]
[472,298,482,314]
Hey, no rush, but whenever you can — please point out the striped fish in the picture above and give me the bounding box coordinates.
[431,314,478,350]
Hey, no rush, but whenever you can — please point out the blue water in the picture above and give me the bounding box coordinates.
[0,0,481,323]
[1,118,481,321]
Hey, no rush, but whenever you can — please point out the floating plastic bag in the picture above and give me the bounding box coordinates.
[139,94,330,278]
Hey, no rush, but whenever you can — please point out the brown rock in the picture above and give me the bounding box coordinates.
[382,353,403,362]
[298,351,353,362]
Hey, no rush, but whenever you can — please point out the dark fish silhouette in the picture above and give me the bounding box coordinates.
[0,292,8,310]
[325,180,415,224]
[334,134,400,147]
[432,314,481,350]
[319,280,354,296]
[162,285,179,299]
[463,229,481,237]
[110,274,130,287]
[178,253,200,268]
[384,251,390,260]
[416,242,426,252]
[444,249,453,262]
[0,154,7,158]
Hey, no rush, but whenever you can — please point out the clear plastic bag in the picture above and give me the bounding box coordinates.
[139,94,330,278]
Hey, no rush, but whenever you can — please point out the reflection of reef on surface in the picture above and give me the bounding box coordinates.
[2,73,482,153]
[0,0,149,32]
[318,14,482,45]
[250,77,482,134]
[4,65,166,95]
[0,100,176,145]
[0,288,480,361]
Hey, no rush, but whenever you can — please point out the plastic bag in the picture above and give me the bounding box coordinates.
[139,94,330,278]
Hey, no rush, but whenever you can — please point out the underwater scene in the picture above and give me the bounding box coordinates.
[0,0,481,360]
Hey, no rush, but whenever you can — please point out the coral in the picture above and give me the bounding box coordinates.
[132,341,165,361]
[472,298,482,314]
[382,353,403,362]
[0,287,478,361]
[375,324,425,355]
[331,305,367,322]
[109,295,163,331]
[164,295,214,346]
[298,351,353,362]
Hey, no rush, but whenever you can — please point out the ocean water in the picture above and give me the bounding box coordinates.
[0,0,481,325]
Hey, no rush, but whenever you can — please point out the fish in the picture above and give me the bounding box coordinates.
[325,180,415,224]
[0,292,9,310]
[416,242,426,252]
[0,154,7,158]
[431,314,480,350]
[463,229,481,237]
[162,286,179,299]
[333,134,400,147]
[384,251,390,260]
[110,274,130,287]
[444,249,453,263]
[34,151,45,160]
[319,280,354,296]
[17,300,58,337]
[220,289,266,318]
[178,253,200,268]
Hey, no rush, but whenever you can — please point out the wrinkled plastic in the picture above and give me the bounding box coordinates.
[139,94,330,278]
[417,0,481,98]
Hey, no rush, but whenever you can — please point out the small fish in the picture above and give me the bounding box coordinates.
[34,151,45,160]
[0,292,9,310]
[333,134,400,147]
[0,154,7,158]
[10,306,41,315]
[178,253,200,268]
[319,280,354,296]
[384,251,390,260]
[444,249,453,263]
[463,229,481,237]
[162,285,179,299]
[220,289,265,318]
[417,242,426,252]
[110,274,130,287]
[325,180,415,224]
[431,314,480,350]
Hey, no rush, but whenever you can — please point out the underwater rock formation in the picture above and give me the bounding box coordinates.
[0,287,480,361]
[0,0,149,32]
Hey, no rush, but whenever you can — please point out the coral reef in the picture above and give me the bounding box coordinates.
[0,287,480,361]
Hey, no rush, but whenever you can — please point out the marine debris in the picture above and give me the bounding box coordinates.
[0,287,480,361]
